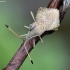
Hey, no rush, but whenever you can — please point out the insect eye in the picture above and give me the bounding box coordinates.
[29,24,34,29]
[29,24,36,31]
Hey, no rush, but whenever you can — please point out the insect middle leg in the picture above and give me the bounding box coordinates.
[30,11,35,21]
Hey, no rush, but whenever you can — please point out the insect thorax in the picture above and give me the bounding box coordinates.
[26,7,60,41]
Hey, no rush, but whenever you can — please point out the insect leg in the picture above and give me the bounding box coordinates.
[33,38,35,48]
[24,41,33,64]
[24,25,30,29]
[5,24,22,39]
[20,34,27,40]
[52,28,58,30]
[30,11,35,21]
[39,36,43,43]
[20,34,27,37]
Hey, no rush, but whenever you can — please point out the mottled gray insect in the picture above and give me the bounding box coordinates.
[21,7,60,64]
[5,7,60,64]
[5,0,70,64]
[24,7,60,42]
[7,0,70,48]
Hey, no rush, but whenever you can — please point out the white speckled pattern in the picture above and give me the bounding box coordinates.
[26,7,60,40]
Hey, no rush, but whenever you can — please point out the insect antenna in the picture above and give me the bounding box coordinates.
[5,24,22,39]
[5,24,33,64]
[24,41,33,64]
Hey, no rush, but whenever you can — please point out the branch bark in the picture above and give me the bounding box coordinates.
[3,0,65,70]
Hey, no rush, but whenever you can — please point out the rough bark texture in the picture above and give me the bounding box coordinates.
[3,0,65,70]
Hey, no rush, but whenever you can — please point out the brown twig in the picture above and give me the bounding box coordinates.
[3,0,65,70]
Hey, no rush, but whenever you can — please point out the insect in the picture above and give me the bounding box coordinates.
[5,7,60,64]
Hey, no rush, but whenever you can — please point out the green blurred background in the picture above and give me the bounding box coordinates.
[0,0,70,70]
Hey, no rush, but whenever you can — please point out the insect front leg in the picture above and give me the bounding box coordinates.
[24,11,35,30]
[24,25,30,29]
[20,34,27,37]
[20,34,27,40]
[30,11,35,21]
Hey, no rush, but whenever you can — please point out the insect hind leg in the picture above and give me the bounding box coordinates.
[32,36,43,48]
[39,36,43,43]
[33,38,35,48]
